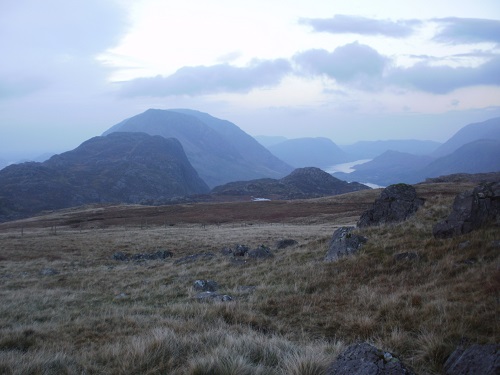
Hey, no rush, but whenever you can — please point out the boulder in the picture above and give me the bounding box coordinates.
[443,343,499,375]
[433,182,500,238]
[325,227,367,262]
[358,184,424,227]
[326,342,415,375]
[194,291,233,302]
[233,244,249,257]
[276,239,298,249]
[247,245,273,259]
[193,279,218,292]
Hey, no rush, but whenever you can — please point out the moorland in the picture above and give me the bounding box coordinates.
[0,181,498,374]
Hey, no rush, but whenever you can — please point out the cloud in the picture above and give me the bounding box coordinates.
[0,0,128,99]
[387,56,500,94]
[294,42,389,88]
[299,15,420,38]
[119,59,292,97]
[433,17,500,44]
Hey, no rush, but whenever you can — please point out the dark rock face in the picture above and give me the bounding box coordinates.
[357,184,424,228]
[0,132,209,222]
[326,343,415,375]
[325,227,367,262]
[433,182,500,238]
[443,343,499,375]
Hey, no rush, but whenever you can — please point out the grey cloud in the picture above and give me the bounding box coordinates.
[119,59,292,97]
[433,17,500,44]
[299,15,420,38]
[387,56,500,94]
[0,0,128,100]
[294,42,389,86]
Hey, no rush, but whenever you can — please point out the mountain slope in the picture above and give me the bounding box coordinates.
[0,132,209,222]
[333,150,434,186]
[211,167,370,200]
[421,139,500,178]
[340,139,441,160]
[268,137,349,168]
[103,109,292,187]
[432,117,500,157]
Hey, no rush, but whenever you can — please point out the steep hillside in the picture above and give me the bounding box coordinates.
[0,132,209,222]
[432,117,500,157]
[103,109,292,187]
[268,137,349,168]
[254,135,288,147]
[211,167,370,200]
[334,150,434,186]
[421,139,500,178]
[340,139,441,159]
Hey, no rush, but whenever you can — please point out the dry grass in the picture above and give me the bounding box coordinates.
[0,182,498,374]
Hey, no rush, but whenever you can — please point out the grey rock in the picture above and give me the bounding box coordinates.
[112,252,129,261]
[325,227,367,262]
[276,239,298,249]
[193,279,218,292]
[194,291,233,302]
[358,184,424,227]
[458,241,470,250]
[443,343,499,375]
[433,181,500,238]
[131,250,173,261]
[247,245,273,258]
[326,342,415,375]
[233,244,249,257]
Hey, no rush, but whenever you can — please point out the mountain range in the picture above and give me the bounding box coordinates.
[103,109,292,187]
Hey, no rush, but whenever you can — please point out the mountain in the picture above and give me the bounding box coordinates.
[422,139,500,178]
[103,109,292,187]
[254,135,288,147]
[333,150,435,186]
[0,132,209,222]
[432,117,500,157]
[267,137,349,168]
[211,167,370,200]
[340,139,441,160]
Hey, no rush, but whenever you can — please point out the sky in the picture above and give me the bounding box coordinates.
[1,0,500,159]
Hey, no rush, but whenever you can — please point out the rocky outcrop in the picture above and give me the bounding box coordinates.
[357,184,424,227]
[193,280,218,292]
[326,342,414,375]
[433,182,500,238]
[247,245,273,259]
[112,250,173,261]
[443,343,499,375]
[276,239,298,249]
[325,227,367,262]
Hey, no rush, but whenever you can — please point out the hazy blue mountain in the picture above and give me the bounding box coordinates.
[0,132,209,222]
[254,135,288,147]
[333,150,435,186]
[340,139,441,160]
[432,117,500,157]
[422,139,500,178]
[103,109,292,187]
[267,137,349,168]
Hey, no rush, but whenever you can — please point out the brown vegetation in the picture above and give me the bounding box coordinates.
[0,182,497,374]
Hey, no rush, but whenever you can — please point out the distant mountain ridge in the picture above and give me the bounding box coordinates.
[103,109,292,187]
[211,167,370,200]
[267,137,349,168]
[432,117,500,157]
[0,132,209,222]
[340,139,442,160]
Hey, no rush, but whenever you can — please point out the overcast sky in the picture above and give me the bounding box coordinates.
[1,0,500,159]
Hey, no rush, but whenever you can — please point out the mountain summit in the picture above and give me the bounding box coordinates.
[103,109,292,187]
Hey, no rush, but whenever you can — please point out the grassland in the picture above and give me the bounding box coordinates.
[0,182,498,374]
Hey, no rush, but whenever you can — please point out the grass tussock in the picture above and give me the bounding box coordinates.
[0,182,497,374]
